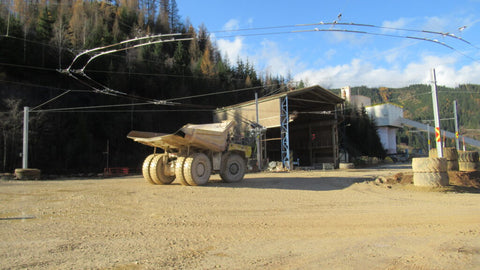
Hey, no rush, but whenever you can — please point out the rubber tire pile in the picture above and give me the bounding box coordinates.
[411,157,449,187]
[458,151,480,172]
[429,147,458,171]
[14,168,41,180]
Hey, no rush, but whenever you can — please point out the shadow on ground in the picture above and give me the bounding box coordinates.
[206,176,372,192]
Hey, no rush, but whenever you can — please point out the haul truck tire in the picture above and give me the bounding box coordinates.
[150,154,175,185]
[175,156,189,186]
[183,153,212,186]
[412,157,448,187]
[142,154,157,185]
[413,172,449,187]
[220,152,246,183]
[459,161,480,172]
[412,157,447,173]
[458,151,479,162]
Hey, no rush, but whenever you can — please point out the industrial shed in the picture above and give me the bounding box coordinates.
[214,85,344,169]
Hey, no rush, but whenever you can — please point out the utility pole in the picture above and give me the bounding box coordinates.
[255,92,262,170]
[22,107,29,169]
[106,140,110,172]
[6,5,10,36]
[453,100,460,150]
[430,69,443,158]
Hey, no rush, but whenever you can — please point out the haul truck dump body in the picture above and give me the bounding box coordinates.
[128,120,251,186]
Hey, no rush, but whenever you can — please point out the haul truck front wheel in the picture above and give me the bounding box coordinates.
[183,153,212,186]
[220,153,246,183]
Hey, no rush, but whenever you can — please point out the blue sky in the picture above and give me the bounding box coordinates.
[176,0,480,88]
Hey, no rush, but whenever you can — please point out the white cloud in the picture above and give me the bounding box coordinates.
[223,19,240,31]
[382,18,412,30]
[324,49,336,60]
[293,54,480,88]
[423,16,450,32]
[216,37,245,64]
[252,40,305,78]
[327,31,370,46]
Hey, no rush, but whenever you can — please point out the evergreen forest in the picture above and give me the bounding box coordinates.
[0,0,293,174]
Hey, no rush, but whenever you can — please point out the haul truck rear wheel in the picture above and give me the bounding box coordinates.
[175,156,189,186]
[183,153,212,186]
[150,154,175,184]
[142,154,156,184]
[220,153,246,183]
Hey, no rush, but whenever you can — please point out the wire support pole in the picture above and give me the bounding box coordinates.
[255,92,262,170]
[431,69,443,158]
[280,96,291,170]
[22,106,29,169]
[453,100,460,150]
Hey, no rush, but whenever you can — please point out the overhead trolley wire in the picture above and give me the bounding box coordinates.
[212,20,478,50]
[63,33,192,72]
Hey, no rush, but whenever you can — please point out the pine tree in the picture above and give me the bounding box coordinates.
[69,0,86,48]
[158,0,170,33]
[169,0,181,32]
[200,47,214,76]
[36,6,54,42]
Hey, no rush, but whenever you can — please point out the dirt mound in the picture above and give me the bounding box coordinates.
[448,171,480,188]
[377,171,480,190]
[375,172,413,185]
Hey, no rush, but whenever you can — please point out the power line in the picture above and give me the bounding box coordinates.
[34,109,215,113]
[0,78,90,92]
[297,21,478,49]
[33,102,154,113]
[212,20,478,50]
[0,62,61,72]
[31,90,71,111]
[0,34,79,54]
[165,85,265,102]
[215,27,478,62]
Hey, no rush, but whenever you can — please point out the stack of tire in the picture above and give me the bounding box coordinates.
[411,157,448,187]
[429,147,458,171]
[458,151,480,172]
[14,168,41,180]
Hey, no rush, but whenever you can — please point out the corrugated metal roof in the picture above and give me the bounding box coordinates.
[217,85,344,110]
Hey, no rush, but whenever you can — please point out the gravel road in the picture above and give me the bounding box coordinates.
[1,164,479,269]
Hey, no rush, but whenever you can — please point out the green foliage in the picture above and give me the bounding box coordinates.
[341,105,386,159]
[36,7,54,42]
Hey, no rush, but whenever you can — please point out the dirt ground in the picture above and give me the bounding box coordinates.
[1,164,479,269]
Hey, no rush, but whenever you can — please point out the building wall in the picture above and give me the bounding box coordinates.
[387,128,398,154]
[377,126,398,154]
[365,103,403,127]
[350,95,371,108]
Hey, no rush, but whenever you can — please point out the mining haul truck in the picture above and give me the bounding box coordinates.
[127,120,252,186]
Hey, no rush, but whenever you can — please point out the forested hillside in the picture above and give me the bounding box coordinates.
[0,0,289,173]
